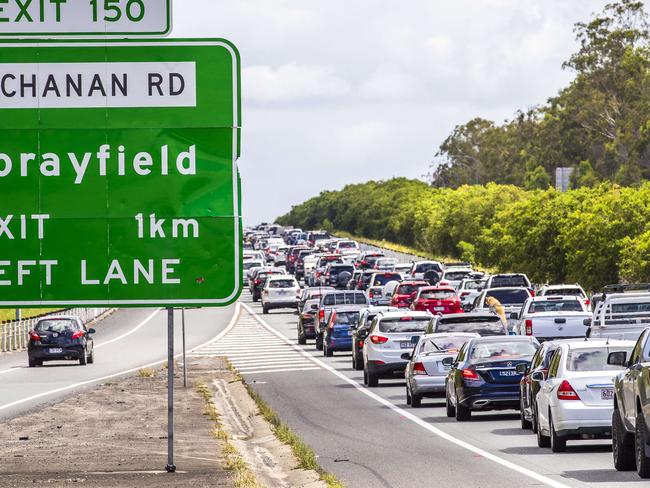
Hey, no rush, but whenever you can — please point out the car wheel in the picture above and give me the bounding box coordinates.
[354,353,364,371]
[520,398,532,430]
[298,332,307,346]
[531,403,539,434]
[87,349,95,364]
[446,392,456,418]
[536,406,551,448]
[636,413,650,478]
[28,357,36,368]
[253,294,259,302]
[315,334,323,351]
[550,411,566,452]
[411,393,422,408]
[79,354,87,366]
[363,369,368,386]
[367,370,379,387]
[406,387,412,405]
[613,409,636,471]
[263,305,269,315]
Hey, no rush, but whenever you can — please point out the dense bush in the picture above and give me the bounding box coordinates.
[276,179,650,291]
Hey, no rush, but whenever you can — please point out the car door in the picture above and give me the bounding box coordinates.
[623,331,646,425]
[538,348,562,431]
[447,342,468,405]
[523,346,544,412]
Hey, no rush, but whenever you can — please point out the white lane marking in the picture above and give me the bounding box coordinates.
[95,308,161,349]
[233,358,315,366]
[241,303,570,488]
[0,304,241,413]
[239,367,321,375]
[0,367,21,375]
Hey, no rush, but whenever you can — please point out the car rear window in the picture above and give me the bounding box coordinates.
[543,288,585,298]
[490,276,529,288]
[529,300,584,313]
[486,289,530,305]
[35,319,79,333]
[338,241,357,249]
[244,261,263,270]
[269,280,296,289]
[566,347,633,371]
[436,317,505,336]
[323,293,368,306]
[421,336,469,353]
[378,317,430,333]
[444,271,471,281]
[330,266,354,274]
[469,341,537,361]
[396,284,426,295]
[462,280,486,290]
[372,274,401,286]
[415,262,442,273]
[334,312,360,325]
[420,290,456,300]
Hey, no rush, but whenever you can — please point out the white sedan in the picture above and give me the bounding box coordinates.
[535,339,635,452]
[261,276,301,314]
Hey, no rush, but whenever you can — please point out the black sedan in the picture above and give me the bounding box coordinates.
[28,316,95,367]
[445,336,539,421]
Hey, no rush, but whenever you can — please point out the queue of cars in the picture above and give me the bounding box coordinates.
[244,224,650,478]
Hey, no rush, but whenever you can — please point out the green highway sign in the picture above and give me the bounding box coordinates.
[0,38,242,307]
[0,0,172,37]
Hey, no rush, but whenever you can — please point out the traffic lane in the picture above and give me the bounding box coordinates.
[0,306,235,420]
[246,297,641,488]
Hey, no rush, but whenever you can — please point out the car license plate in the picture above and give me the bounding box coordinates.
[434,307,445,311]
[499,370,517,377]
[601,388,614,400]
[49,348,63,354]
[400,342,412,349]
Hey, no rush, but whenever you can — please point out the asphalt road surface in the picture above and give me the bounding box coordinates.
[233,290,641,488]
[0,306,236,420]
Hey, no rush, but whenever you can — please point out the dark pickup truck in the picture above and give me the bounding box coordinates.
[315,290,369,350]
[610,327,650,478]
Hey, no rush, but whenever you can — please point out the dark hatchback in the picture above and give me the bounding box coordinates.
[445,336,539,421]
[28,316,95,367]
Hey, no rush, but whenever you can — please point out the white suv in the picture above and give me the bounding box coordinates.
[362,310,432,387]
[261,275,300,314]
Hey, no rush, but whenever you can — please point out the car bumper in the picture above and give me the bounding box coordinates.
[552,403,613,437]
[263,300,298,309]
[410,375,446,395]
[367,360,408,377]
[326,337,352,351]
[29,345,85,361]
[458,385,520,411]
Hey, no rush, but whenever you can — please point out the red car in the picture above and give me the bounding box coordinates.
[390,281,429,308]
[410,286,463,314]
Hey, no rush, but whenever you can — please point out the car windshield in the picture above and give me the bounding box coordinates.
[269,280,296,289]
[445,271,471,281]
[490,276,529,288]
[373,274,401,286]
[486,289,529,305]
[421,336,468,353]
[323,293,367,305]
[469,341,537,361]
[566,347,633,371]
[334,312,360,325]
[420,290,456,300]
[529,300,584,313]
[339,241,357,249]
[544,288,585,298]
[379,318,430,333]
[35,319,79,333]
[436,317,505,336]
[397,284,425,295]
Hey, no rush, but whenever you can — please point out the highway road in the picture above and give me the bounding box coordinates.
[0,306,236,420]
[229,290,641,488]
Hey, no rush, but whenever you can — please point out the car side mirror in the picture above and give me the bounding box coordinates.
[510,312,519,320]
[607,351,627,367]
[515,363,527,374]
[87,328,96,334]
[583,318,592,327]
[441,357,454,367]
[531,371,545,382]
[401,352,412,361]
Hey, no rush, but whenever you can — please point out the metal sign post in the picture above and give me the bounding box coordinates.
[182,308,187,388]
[166,307,175,473]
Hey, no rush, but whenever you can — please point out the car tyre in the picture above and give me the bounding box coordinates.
[636,413,650,478]
[263,305,269,315]
[79,354,87,366]
[520,399,532,430]
[354,354,364,371]
[536,407,551,448]
[324,342,333,357]
[87,349,95,364]
[363,368,368,386]
[411,393,422,408]
[612,409,636,471]
[406,387,412,405]
[446,392,456,418]
[550,412,566,452]
[315,334,323,351]
[531,403,539,434]
[367,370,379,387]
[28,357,36,368]
[454,389,471,421]
[298,332,307,346]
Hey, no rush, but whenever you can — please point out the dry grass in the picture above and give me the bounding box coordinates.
[137,368,155,378]
[0,308,64,323]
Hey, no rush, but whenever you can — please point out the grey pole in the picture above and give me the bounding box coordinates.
[165,307,176,473]
[182,308,187,388]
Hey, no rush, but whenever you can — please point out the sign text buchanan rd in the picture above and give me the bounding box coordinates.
[0,0,171,37]
[0,39,242,307]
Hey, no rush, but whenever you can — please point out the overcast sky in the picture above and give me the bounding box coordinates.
[173,0,614,225]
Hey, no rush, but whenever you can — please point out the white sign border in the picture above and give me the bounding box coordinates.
[0,39,241,307]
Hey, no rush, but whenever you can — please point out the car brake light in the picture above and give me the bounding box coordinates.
[71,330,85,339]
[359,340,364,348]
[29,331,40,341]
[462,369,480,381]
[585,299,590,306]
[328,312,336,330]
[525,319,533,336]
[400,316,413,321]
[319,309,324,320]
[413,362,427,375]
[557,380,580,400]
[370,335,388,344]
[254,279,261,285]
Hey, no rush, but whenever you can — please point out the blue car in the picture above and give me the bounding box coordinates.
[444,336,539,421]
[322,307,362,357]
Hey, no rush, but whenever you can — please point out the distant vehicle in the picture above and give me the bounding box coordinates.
[307,231,331,247]
[347,270,363,290]
[320,263,355,289]
[334,240,360,255]
[286,246,310,274]
[610,327,650,477]
[408,261,444,281]
[298,298,322,345]
[485,273,533,292]
[351,306,398,371]
[250,267,285,302]
[367,272,403,305]
[261,276,300,314]
[535,339,634,452]
[322,307,362,357]
[587,285,650,340]
[426,312,508,336]
[472,287,533,331]
[390,281,429,308]
[294,249,315,280]
[28,316,96,367]
[403,332,479,408]
[440,268,474,290]
[362,311,432,387]
[356,252,385,270]
[410,286,463,315]
[308,254,343,287]
[373,257,398,271]
[316,291,369,350]
[393,263,413,275]
[445,336,539,421]
[458,278,487,306]
[243,259,264,286]
[512,296,591,341]
[537,284,589,308]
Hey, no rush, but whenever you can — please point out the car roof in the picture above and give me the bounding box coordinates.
[469,335,537,343]
[420,332,480,340]
[484,286,530,292]
[562,339,637,349]
[331,305,365,313]
[438,312,499,320]
[38,315,78,321]
[528,295,583,302]
[378,311,431,319]
[420,286,456,292]
[267,275,295,281]
[398,280,429,286]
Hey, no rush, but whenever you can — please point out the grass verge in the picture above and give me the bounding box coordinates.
[333,231,444,261]
[0,308,64,323]
[243,381,346,488]
[196,382,264,488]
